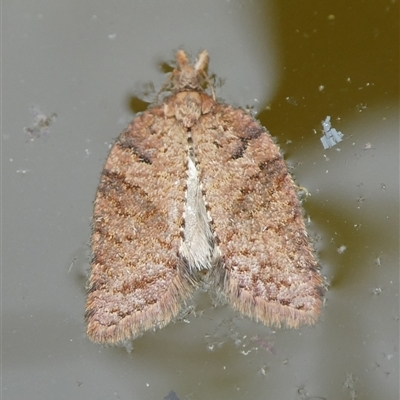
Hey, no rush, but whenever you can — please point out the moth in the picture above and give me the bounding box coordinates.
[85,50,324,345]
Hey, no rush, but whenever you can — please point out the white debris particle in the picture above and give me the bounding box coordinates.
[85,149,92,157]
[320,116,344,149]
[373,287,382,295]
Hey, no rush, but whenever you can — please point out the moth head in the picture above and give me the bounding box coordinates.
[171,50,209,92]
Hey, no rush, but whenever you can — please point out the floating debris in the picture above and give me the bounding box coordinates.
[163,391,181,400]
[320,116,343,149]
[24,106,57,140]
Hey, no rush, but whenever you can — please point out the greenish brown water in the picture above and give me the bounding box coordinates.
[3,1,398,399]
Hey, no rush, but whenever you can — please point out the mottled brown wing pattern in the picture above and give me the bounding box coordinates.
[86,109,194,345]
[86,49,324,346]
[192,105,323,328]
